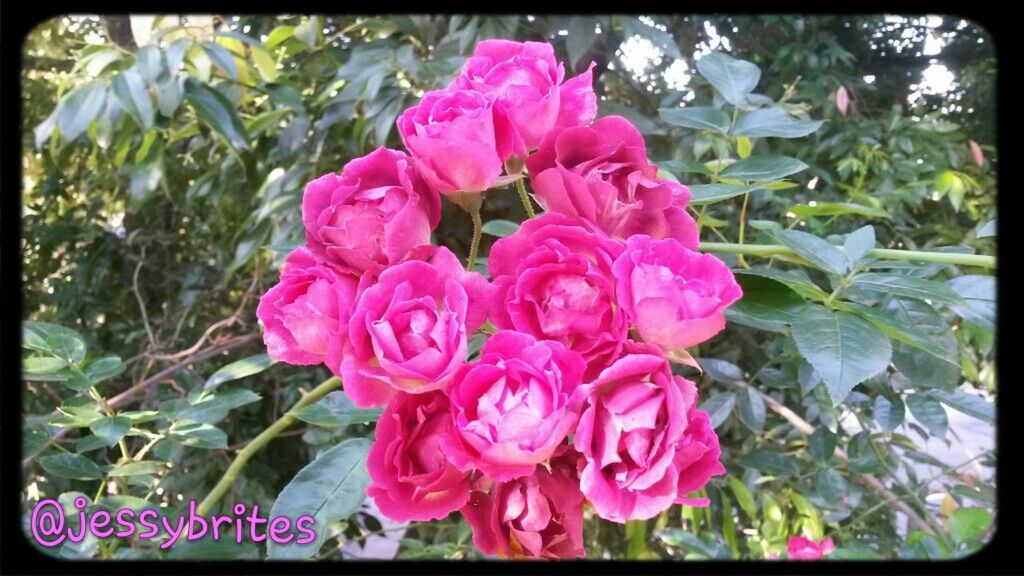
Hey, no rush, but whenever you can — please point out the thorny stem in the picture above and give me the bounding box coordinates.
[515,178,536,218]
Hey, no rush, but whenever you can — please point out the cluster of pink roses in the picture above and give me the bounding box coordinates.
[257,39,743,559]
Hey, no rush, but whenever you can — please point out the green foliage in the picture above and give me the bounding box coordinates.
[21,14,995,561]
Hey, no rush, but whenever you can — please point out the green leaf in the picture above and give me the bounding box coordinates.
[89,416,132,447]
[164,388,261,424]
[735,449,799,476]
[887,299,960,390]
[836,301,956,364]
[658,107,731,134]
[849,273,964,307]
[39,453,103,480]
[773,230,850,275]
[946,275,994,331]
[930,389,994,423]
[689,183,760,205]
[657,158,711,176]
[204,353,276,390]
[736,135,752,159]
[843,225,876,264]
[22,321,87,363]
[697,358,744,383]
[252,44,279,82]
[183,78,251,151]
[815,469,848,501]
[790,202,890,220]
[729,476,757,518]
[201,41,238,79]
[733,107,823,138]
[111,68,155,130]
[136,45,165,83]
[291,391,383,428]
[947,508,992,544]
[724,274,808,333]
[734,268,830,302]
[168,420,228,449]
[736,387,765,432]
[156,76,184,117]
[565,17,600,70]
[790,305,892,406]
[293,17,320,48]
[24,356,68,374]
[264,25,295,48]
[808,426,837,460]
[976,219,995,238]
[266,82,307,116]
[106,460,169,477]
[695,51,761,106]
[698,393,735,429]
[719,156,807,182]
[873,394,905,431]
[165,537,259,560]
[905,393,948,437]
[57,82,108,142]
[267,438,371,559]
[481,219,520,238]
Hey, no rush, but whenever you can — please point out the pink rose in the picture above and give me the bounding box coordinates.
[573,341,698,522]
[442,331,585,481]
[526,116,699,248]
[396,88,503,195]
[341,246,491,407]
[673,405,726,506]
[612,234,742,352]
[488,213,628,381]
[366,391,472,522]
[787,536,836,560]
[302,147,441,274]
[256,247,358,370]
[450,39,597,157]
[461,446,586,559]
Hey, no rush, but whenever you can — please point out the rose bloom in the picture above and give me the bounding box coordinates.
[449,39,597,158]
[397,88,504,195]
[302,147,440,274]
[612,234,742,352]
[673,403,726,506]
[573,341,699,522]
[442,331,586,481]
[341,246,490,407]
[366,391,472,522]
[256,247,358,371]
[488,213,628,381]
[787,536,836,560]
[461,446,586,559]
[526,115,699,248]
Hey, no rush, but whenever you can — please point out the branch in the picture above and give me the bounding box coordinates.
[194,376,342,517]
[699,242,996,269]
[22,333,260,469]
[756,390,937,535]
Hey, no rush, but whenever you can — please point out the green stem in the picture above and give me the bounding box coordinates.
[194,376,341,517]
[736,193,751,269]
[699,242,996,269]
[625,519,649,559]
[515,178,535,219]
[467,205,483,271]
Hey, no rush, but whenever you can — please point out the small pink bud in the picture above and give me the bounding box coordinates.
[836,86,850,117]
[969,140,985,167]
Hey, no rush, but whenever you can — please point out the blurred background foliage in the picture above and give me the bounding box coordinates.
[21,14,995,560]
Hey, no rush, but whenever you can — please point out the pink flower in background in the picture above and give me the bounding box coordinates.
[461,446,586,559]
[450,39,597,158]
[673,405,726,506]
[835,86,850,116]
[573,341,699,522]
[302,148,440,274]
[397,88,504,195]
[442,331,586,481]
[488,214,628,381]
[787,536,836,560]
[612,234,742,352]
[969,139,985,167]
[341,246,491,407]
[366,391,472,522]
[256,247,358,371]
[526,115,698,248]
